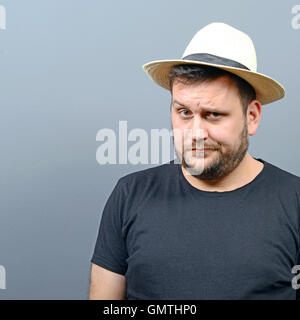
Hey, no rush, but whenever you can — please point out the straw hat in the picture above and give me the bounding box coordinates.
[142,22,285,105]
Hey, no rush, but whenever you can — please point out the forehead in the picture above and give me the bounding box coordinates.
[171,76,241,111]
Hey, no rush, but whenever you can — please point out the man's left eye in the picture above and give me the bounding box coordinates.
[207,112,221,118]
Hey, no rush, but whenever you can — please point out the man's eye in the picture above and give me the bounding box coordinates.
[206,112,221,118]
[179,110,191,117]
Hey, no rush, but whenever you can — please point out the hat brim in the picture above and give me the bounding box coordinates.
[142,59,285,105]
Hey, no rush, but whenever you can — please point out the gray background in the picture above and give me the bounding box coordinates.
[0,0,299,299]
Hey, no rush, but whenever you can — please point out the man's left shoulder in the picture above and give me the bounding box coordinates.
[266,160,300,189]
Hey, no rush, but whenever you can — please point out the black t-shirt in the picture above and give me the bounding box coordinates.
[91,158,300,300]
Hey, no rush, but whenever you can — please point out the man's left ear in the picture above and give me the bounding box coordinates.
[247,100,262,136]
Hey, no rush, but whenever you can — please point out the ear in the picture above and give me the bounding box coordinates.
[247,100,262,136]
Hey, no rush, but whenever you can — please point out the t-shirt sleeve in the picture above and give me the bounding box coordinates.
[91,178,128,275]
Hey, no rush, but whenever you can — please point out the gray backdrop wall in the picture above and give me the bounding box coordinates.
[0,0,299,299]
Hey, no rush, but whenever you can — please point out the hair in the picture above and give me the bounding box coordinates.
[168,64,256,116]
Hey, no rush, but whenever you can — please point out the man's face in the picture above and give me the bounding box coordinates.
[171,76,249,180]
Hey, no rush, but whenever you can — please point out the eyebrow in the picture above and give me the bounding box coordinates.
[172,99,228,113]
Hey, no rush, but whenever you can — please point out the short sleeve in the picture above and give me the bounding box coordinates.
[91,179,128,275]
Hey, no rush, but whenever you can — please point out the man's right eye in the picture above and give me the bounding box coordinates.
[179,109,191,117]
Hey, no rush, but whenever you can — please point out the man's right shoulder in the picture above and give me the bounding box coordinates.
[116,159,178,191]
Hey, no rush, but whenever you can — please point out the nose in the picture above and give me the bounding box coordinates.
[191,115,208,141]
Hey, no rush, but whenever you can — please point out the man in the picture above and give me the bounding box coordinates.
[89,22,300,299]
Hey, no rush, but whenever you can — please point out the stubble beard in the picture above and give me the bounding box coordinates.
[173,121,249,180]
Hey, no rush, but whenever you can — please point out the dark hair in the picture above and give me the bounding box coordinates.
[168,64,256,115]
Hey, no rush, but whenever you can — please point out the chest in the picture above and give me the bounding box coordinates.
[123,196,299,299]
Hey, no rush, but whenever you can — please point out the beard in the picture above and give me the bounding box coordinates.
[172,120,249,180]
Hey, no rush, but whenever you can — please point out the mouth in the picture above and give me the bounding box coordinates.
[192,149,215,152]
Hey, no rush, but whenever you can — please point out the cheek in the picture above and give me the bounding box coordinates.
[171,114,186,132]
[209,124,236,147]
[171,116,182,147]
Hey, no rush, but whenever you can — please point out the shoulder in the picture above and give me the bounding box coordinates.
[264,159,300,192]
[116,159,178,193]
[266,160,300,181]
[111,160,178,215]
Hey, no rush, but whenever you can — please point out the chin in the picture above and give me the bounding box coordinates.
[184,157,206,175]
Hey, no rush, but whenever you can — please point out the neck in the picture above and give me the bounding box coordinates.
[181,153,264,192]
